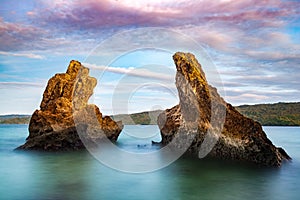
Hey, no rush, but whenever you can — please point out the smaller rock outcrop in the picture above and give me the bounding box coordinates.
[17,60,123,151]
[158,52,291,167]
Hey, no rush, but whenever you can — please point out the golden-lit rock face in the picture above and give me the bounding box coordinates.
[158,52,291,167]
[18,60,123,151]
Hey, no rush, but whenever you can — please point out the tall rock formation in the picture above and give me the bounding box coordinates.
[17,60,123,151]
[157,52,291,167]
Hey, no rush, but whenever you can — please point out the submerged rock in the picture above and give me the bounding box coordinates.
[157,52,291,167]
[17,60,123,151]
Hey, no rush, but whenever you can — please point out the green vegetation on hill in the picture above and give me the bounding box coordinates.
[1,102,300,126]
[236,102,300,126]
[112,110,162,125]
[0,115,31,124]
[114,102,300,126]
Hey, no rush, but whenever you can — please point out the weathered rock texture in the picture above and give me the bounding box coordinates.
[17,60,123,151]
[158,52,291,167]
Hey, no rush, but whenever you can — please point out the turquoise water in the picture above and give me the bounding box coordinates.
[0,125,299,200]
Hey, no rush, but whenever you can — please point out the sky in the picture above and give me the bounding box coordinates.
[0,0,299,115]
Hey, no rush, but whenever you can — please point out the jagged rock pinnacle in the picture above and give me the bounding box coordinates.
[17,60,123,151]
[158,52,291,167]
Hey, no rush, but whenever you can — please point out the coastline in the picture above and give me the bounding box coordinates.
[1,101,300,127]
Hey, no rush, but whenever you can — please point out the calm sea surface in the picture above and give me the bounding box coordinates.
[0,125,299,200]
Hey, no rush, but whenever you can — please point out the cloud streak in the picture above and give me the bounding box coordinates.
[84,63,174,81]
[0,81,44,89]
[0,51,44,59]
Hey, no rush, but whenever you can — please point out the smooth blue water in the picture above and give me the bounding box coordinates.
[0,125,299,200]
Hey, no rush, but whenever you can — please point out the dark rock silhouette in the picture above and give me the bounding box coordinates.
[157,52,291,167]
[17,60,123,151]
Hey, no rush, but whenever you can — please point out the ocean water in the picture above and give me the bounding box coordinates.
[0,124,299,200]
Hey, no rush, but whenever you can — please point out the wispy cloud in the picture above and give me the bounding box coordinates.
[1,0,299,57]
[0,81,44,89]
[0,17,44,51]
[224,86,300,105]
[36,0,299,28]
[84,63,174,81]
[0,51,45,59]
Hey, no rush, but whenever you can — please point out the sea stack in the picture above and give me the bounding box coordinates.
[17,60,123,151]
[157,52,291,167]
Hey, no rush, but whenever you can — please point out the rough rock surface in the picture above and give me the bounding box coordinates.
[157,52,291,167]
[17,60,123,151]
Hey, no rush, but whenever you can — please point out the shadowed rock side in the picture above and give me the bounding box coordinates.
[157,52,291,167]
[17,60,123,151]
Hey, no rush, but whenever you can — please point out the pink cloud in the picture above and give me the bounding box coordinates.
[37,0,299,30]
[36,0,171,29]
[1,0,299,58]
[0,17,44,51]
[26,11,36,16]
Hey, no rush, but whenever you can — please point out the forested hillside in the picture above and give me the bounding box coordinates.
[236,102,300,126]
[1,102,299,126]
